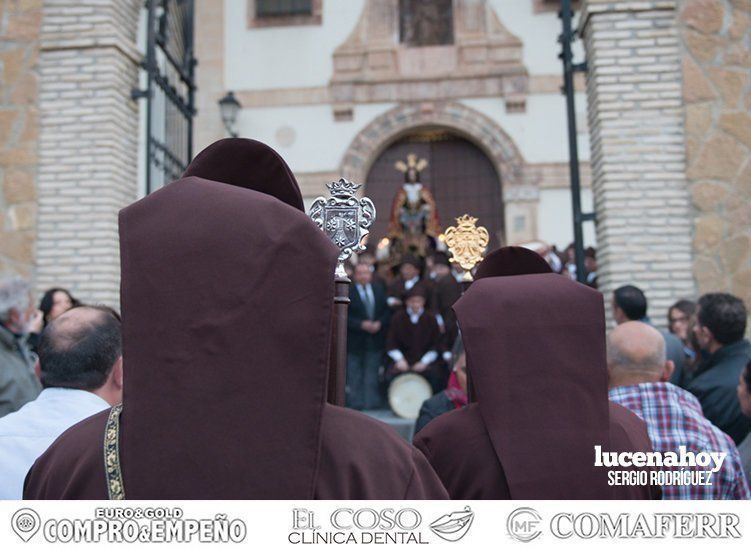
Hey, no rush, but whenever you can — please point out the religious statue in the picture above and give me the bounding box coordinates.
[386,153,442,264]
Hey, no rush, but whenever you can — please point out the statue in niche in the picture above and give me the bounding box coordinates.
[399,0,454,47]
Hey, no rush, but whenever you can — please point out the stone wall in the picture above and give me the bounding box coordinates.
[680,0,751,307]
[580,0,696,327]
[35,0,141,306]
[0,0,43,278]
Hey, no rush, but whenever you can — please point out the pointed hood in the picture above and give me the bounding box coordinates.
[453,247,610,498]
[118,141,337,498]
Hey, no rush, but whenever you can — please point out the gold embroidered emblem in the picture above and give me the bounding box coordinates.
[104,403,125,500]
[443,214,489,282]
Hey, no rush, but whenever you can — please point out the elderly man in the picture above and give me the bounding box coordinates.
[346,262,389,410]
[0,306,121,499]
[0,276,41,418]
[608,321,749,500]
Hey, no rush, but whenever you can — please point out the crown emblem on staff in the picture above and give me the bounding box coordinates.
[394,153,428,174]
[326,178,362,198]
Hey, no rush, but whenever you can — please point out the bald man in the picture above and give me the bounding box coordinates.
[0,306,122,498]
[608,321,750,500]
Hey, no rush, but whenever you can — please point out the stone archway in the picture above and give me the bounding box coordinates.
[340,102,526,190]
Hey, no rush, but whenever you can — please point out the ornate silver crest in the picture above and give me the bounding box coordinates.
[309,178,376,277]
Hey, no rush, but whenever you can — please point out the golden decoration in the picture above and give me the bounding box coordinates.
[104,403,125,500]
[444,214,489,282]
[394,153,428,174]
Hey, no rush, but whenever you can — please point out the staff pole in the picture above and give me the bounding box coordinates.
[309,179,376,405]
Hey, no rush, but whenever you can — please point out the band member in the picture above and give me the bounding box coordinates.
[385,285,445,393]
[24,139,447,500]
[413,247,660,499]
[387,255,430,310]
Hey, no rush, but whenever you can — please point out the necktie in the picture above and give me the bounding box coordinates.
[362,285,375,320]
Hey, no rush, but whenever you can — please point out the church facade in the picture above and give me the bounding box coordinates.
[194,0,595,253]
[0,0,748,328]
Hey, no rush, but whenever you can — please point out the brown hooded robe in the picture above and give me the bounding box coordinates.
[413,247,659,500]
[24,139,447,500]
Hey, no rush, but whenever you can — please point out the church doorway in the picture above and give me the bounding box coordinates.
[364,129,504,252]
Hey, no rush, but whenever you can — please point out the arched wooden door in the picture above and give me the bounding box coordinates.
[365,130,504,250]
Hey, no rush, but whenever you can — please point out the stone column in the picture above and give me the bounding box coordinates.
[0,0,43,278]
[580,0,696,327]
[679,0,751,307]
[35,0,141,306]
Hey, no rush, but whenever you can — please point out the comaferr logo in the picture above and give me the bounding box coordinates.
[507,507,542,542]
[550,512,742,539]
[506,510,742,541]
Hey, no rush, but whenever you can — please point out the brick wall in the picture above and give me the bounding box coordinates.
[580,0,696,327]
[35,0,141,306]
[679,0,751,308]
[0,0,43,279]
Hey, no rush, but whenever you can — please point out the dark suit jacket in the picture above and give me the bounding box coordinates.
[347,282,390,354]
[689,339,751,445]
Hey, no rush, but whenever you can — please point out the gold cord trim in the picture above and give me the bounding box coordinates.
[104,403,125,500]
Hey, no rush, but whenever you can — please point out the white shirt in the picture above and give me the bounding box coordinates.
[0,388,110,499]
[404,276,420,291]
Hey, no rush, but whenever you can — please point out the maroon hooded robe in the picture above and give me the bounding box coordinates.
[24,139,447,500]
[413,247,660,500]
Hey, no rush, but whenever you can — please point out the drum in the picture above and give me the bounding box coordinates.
[388,373,432,419]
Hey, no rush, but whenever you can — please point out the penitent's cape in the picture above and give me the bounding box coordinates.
[413,247,659,499]
[24,139,447,500]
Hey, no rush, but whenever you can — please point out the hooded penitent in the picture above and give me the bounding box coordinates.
[25,139,449,500]
[414,246,657,499]
[117,141,337,498]
[456,248,610,498]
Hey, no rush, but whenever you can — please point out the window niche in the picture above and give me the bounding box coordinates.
[399,0,454,47]
[248,0,322,28]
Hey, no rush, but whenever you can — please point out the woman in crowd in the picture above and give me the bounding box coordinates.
[668,300,696,348]
[27,288,81,352]
[667,299,701,377]
[39,288,80,328]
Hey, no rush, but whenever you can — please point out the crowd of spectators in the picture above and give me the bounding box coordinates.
[2,239,751,499]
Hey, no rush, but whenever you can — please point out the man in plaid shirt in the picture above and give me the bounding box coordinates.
[608,321,749,499]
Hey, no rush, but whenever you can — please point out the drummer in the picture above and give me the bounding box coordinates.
[385,285,446,394]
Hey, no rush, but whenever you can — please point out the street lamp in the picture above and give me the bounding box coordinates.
[218,91,241,137]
